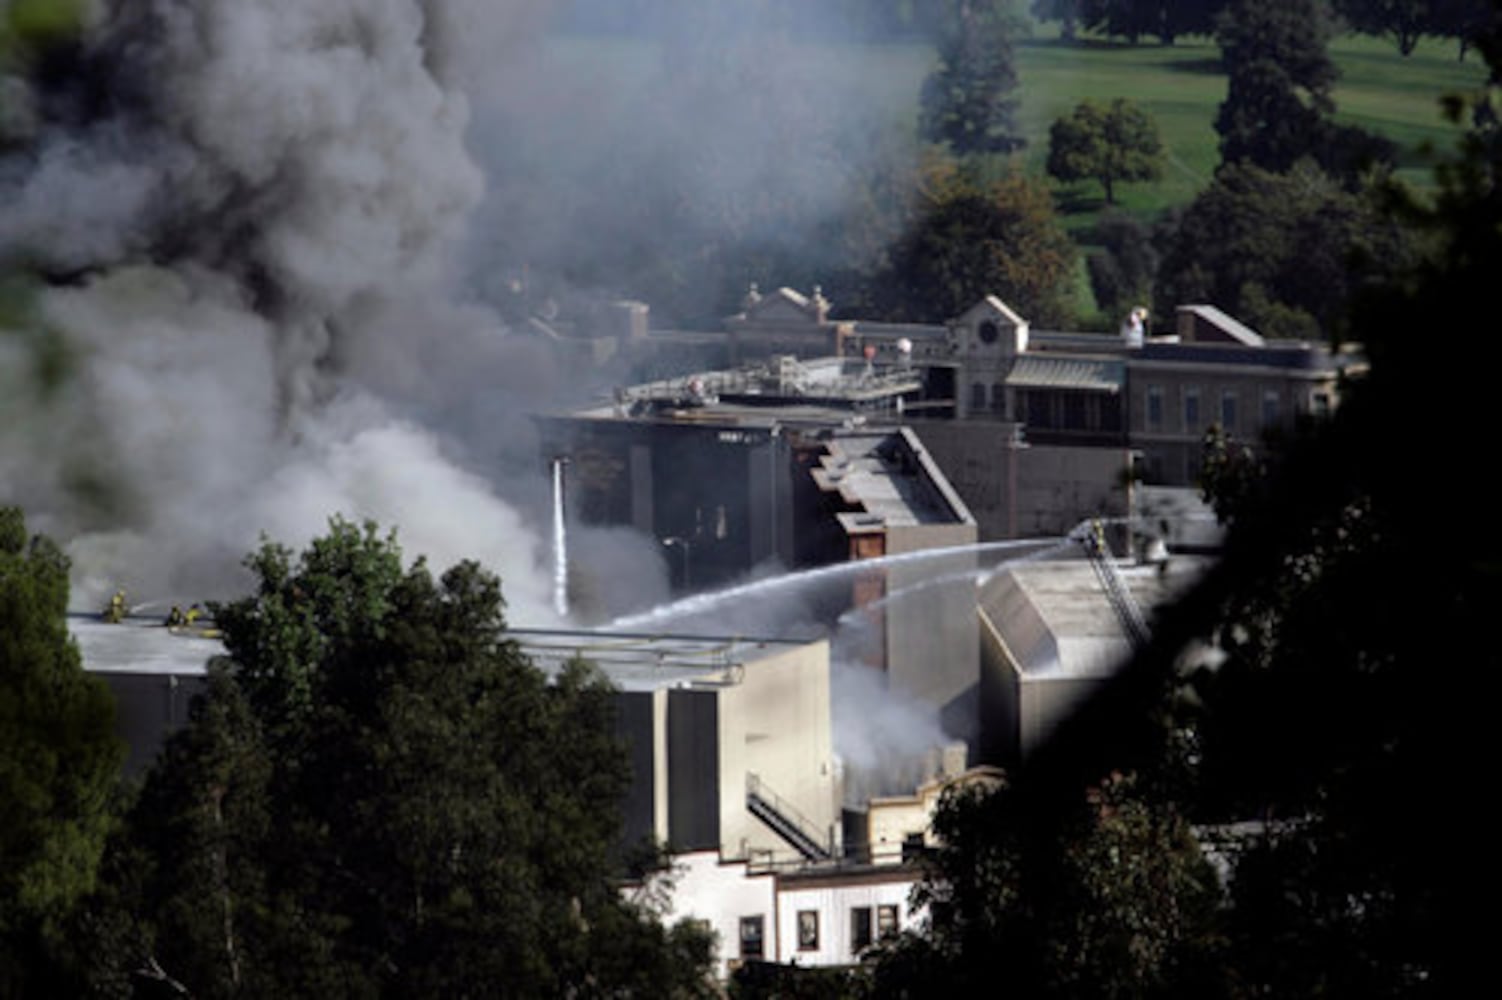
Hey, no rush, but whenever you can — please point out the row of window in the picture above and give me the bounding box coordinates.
[969,384,1126,433]
[738,904,900,959]
[1143,386,1330,434]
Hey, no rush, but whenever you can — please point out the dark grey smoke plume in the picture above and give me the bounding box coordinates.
[1,0,566,619]
[1,1,922,621]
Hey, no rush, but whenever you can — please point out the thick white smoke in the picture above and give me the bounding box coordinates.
[0,1,566,622]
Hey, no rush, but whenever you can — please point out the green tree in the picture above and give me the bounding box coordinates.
[1087,210,1159,322]
[876,167,1077,324]
[1334,0,1436,56]
[0,506,123,992]
[1153,160,1414,339]
[106,519,710,997]
[919,0,1030,155]
[1047,98,1164,204]
[869,774,1222,997]
[1214,0,1338,171]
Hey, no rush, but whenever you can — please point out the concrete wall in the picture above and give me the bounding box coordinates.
[98,672,209,776]
[910,420,1021,540]
[979,612,1106,763]
[1019,676,1100,759]
[1014,444,1130,539]
[978,613,1021,764]
[912,422,1129,542]
[882,528,979,743]
[720,640,839,861]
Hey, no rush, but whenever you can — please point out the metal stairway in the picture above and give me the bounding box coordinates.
[746,773,832,862]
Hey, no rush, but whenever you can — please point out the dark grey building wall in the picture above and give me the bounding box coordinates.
[614,691,658,849]
[667,689,721,851]
[96,672,210,777]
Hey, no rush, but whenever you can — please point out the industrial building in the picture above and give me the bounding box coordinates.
[70,616,214,776]
[513,629,841,865]
[539,288,1358,538]
[73,618,847,869]
[535,364,985,744]
[634,759,1003,977]
[977,553,1212,763]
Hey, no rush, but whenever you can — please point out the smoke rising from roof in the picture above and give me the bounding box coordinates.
[1,1,920,621]
[1,1,563,618]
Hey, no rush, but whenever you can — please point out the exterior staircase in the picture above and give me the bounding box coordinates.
[746,773,832,862]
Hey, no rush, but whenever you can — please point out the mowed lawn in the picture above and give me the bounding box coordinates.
[1013,30,1487,225]
[548,28,1485,228]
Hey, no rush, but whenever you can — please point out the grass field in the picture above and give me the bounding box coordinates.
[549,28,1486,225]
[541,29,1485,323]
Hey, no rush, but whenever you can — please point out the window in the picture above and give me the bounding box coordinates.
[978,319,999,345]
[992,383,1007,413]
[1062,392,1086,430]
[1183,387,1200,431]
[797,909,820,951]
[740,915,765,960]
[1146,385,1163,430]
[1220,391,1237,431]
[970,382,987,412]
[851,907,873,954]
[1027,391,1051,428]
[1100,396,1123,432]
[877,905,900,939]
[1262,390,1279,427]
[1313,391,1331,417]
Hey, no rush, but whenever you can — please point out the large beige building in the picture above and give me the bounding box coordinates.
[514,630,841,865]
[977,554,1211,763]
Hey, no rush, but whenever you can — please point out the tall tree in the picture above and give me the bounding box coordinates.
[107,519,711,997]
[919,0,1030,154]
[1153,160,1414,339]
[1334,0,1435,56]
[1087,210,1159,322]
[0,506,122,993]
[877,165,1078,324]
[869,773,1222,997]
[1046,98,1164,203]
[1214,0,1338,171]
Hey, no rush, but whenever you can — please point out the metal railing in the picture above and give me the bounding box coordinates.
[746,773,833,862]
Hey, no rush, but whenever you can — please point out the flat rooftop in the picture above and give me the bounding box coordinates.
[510,629,817,693]
[69,616,224,675]
[557,355,920,428]
[70,617,815,696]
[813,431,972,529]
[979,556,1209,679]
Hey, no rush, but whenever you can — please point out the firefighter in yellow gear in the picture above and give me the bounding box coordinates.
[102,590,127,624]
[165,606,186,628]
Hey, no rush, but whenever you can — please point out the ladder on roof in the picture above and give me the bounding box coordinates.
[1076,520,1151,649]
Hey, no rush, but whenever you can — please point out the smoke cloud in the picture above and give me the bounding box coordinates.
[1,1,923,623]
[0,0,570,620]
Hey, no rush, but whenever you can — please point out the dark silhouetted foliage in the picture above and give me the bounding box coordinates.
[0,506,122,995]
[92,519,712,997]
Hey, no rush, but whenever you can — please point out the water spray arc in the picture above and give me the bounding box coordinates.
[552,456,569,619]
[602,536,1062,633]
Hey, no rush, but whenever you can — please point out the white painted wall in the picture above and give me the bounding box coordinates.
[647,851,777,979]
[774,877,920,966]
[719,640,839,861]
